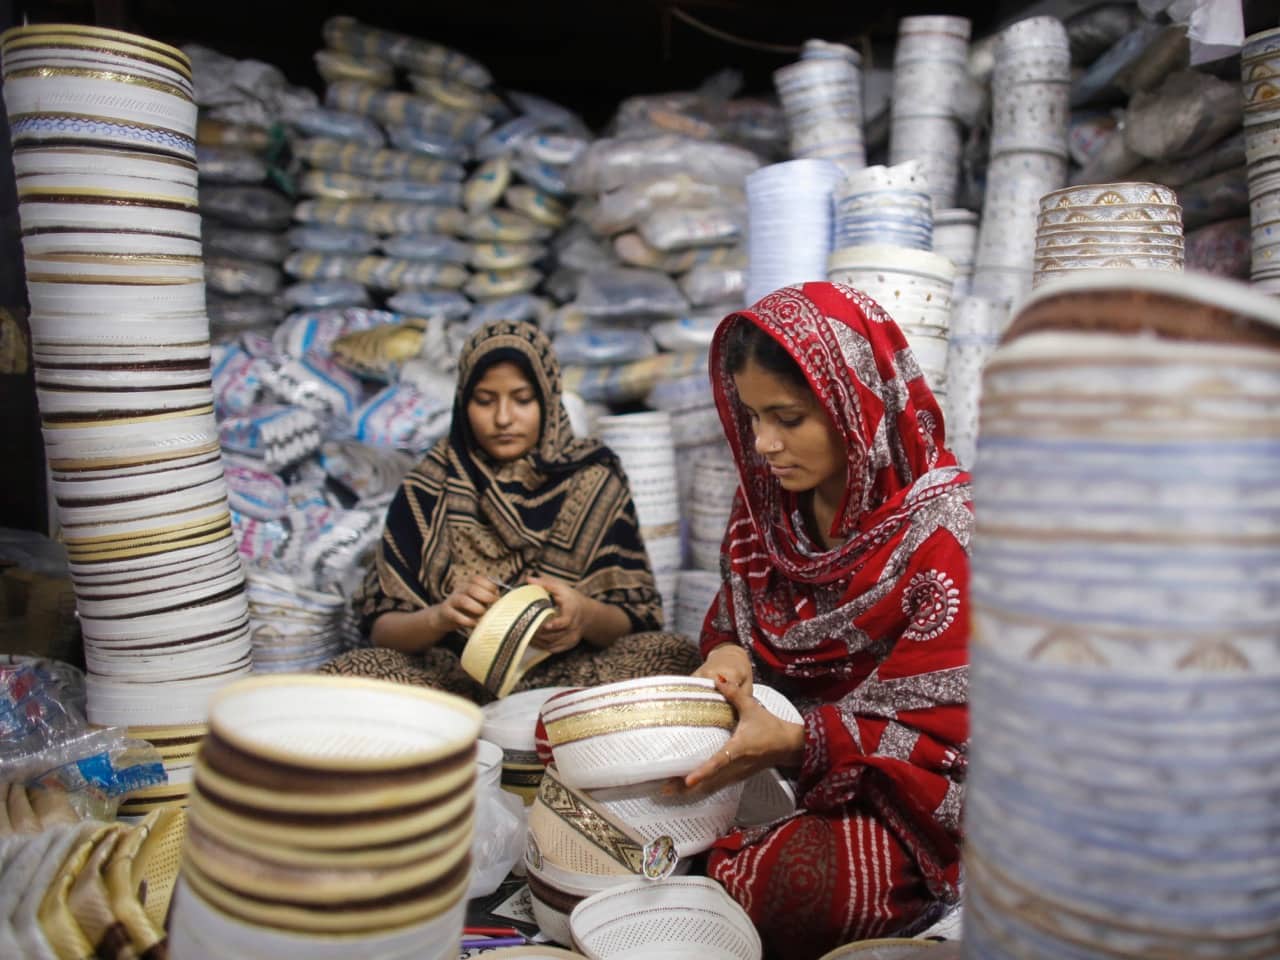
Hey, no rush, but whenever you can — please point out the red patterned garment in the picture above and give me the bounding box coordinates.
[701,282,973,958]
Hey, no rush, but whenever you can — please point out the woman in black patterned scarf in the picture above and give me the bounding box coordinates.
[321,320,698,700]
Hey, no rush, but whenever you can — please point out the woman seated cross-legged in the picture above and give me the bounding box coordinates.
[322,319,698,700]
[680,283,973,959]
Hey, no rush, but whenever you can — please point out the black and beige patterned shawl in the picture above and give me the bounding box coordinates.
[355,320,661,647]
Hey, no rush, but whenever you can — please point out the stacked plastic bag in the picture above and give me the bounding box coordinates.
[185,46,312,341]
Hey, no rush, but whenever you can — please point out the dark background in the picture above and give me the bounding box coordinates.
[7,0,1029,127]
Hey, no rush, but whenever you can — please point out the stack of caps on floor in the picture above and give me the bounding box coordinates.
[774,39,866,177]
[172,675,482,960]
[481,687,575,805]
[828,162,956,409]
[119,723,205,818]
[646,369,733,569]
[596,412,681,626]
[933,209,980,300]
[0,24,252,727]
[525,676,800,948]
[1242,26,1280,294]
[888,16,972,211]
[963,271,1280,958]
[244,569,348,671]
[971,16,1071,308]
[1033,181,1184,287]
[939,296,1003,470]
[744,157,842,305]
[0,809,187,958]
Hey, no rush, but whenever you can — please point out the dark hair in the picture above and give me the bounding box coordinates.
[464,348,543,408]
[722,319,808,390]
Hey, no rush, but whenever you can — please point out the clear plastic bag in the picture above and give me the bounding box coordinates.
[291,107,386,147]
[387,290,474,320]
[203,225,290,264]
[288,225,380,255]
[553,328,656,367]
[196,145,268,184]
[638,205,747,252]
[385,124,470,163]
[576,268,689,318]
[349,383,452,453]
[225,459,290,520]
[380,233,471,263]
[467,776,528,899]
[263,352,364,417]
[200,185,294,230]
[591,175,746,236]
[679,264,746,308]
[281,280,371,309]
[468,293,551,326]
[1124,70,1242,161]
[570,135,762,194]
[205,256,283,296]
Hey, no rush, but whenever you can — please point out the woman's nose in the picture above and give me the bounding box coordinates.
[494,399,513,425]
[754,425,780,455]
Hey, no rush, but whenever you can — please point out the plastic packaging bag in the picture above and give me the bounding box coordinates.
[349,383,452,452]
[1124,70,1242,161]
[570,135,762,193]
[318,439,416,508]
[1130,129,1244,187]
[196,145,268,184]
[273,307,398,358]
[679,264,746,307]
[211,342,270,416]
[373,180,463,205]
[203,225,290,264]
[387,290,474,320]
[511,156,571,197]
[220,404,324,470]
[385,124,470,162]
[1066,4,1143,64]
[380,233,471,263]
[288,225,380,255]
[200,185,294,230]
[1184,216,1249,277]
[592,175,746,236]
[225,459,290,520]
[263,352,363,417]
[553,328,656,366]
[205,256,283,296]
[1178,166,1248,230]
[468,293,551,326]
[467,772,528,899]
[291,107,386,147]
[577,268,689,318]
[281,280,371,310]
[208,294,283,338]
[639,205,747,252]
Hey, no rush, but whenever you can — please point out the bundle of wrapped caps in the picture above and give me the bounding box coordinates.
[523,675,801,947]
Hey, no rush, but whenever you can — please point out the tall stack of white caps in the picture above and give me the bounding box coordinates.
[1,24,252,727]
[1243,26,1280,293]
[971,16,1071,311]
[963,270,1280,958]
[774,40,866,178]
[889,15,972,211]
[744,157,842,305]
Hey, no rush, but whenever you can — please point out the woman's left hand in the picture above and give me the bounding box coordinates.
[677,673,805,796]
[529,574,585,654]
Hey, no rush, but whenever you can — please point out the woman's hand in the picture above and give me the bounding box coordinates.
[433,574,501,633]
[694,643,753,693]
[529,574,586,654]
[677,673,805,796]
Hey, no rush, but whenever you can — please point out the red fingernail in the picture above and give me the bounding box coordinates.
[716,674,727,683]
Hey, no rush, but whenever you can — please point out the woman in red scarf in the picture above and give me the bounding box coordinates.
[684,282,972,958]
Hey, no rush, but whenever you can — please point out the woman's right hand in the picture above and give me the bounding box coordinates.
[433,574,501,633]
[694,643,753,694]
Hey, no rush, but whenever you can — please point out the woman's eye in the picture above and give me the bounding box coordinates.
[777,416,803,428]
